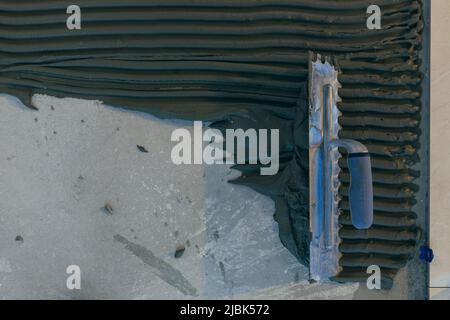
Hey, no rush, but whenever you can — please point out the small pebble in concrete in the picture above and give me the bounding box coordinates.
[137,145,149,153]
[15,235,24,244]
[102,203,114,215]
[174,245,186,258]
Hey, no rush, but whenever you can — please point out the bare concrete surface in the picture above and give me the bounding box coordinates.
[0,93,361,299]
[430,0,450,300]
[0,94,205,299]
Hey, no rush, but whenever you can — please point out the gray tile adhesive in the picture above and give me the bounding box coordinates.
[0,0,425,289]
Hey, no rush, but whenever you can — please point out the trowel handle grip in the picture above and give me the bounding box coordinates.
[347,153,373,229]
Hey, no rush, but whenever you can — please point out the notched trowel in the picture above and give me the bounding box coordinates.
[309,55,374,281]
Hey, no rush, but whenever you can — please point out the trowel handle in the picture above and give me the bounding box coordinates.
[330,139,374,229]
[347,152,373,229]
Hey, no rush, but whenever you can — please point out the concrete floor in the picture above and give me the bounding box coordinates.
[0,93,361,299]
